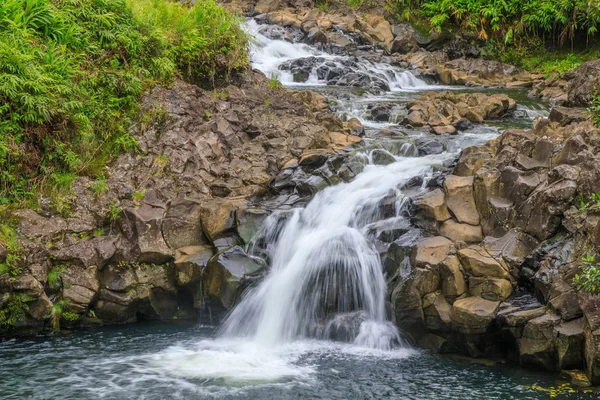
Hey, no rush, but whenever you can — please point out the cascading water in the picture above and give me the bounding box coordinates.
[244,19,430,91]
[219,154,448,350]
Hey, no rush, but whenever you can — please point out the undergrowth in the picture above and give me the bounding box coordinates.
[0,0,248,205]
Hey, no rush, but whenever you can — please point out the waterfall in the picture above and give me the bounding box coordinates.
[219,153,454,349]
[244,19,430,91]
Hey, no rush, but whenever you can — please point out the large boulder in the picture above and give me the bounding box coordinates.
[567,59,600,107]
[451,296,500,334]
[457,245,510,279]
[413,236,454,268]
[444,175,480,225]
[120,205,173,264]
[519,314,561,370]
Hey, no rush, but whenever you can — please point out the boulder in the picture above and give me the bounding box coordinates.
[468,277,512,301]
[439,255,467,301]
[451,296,500,334]
[444,175,480,225]
[413,236,454,268]
[556,318,584,370]
[457,245,510,279]
[519,314,561,370]
[121,205,173,264]
[423,291,452,331]
[567,59,600,107]
[439,219,483,243]
[162,199,208,250]
[412,189,451,231]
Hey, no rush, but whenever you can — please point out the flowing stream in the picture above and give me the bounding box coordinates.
[1,18,584,400]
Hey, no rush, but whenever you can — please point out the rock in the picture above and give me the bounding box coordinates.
[556,318,584,370]
[567,59,600,106]
[412,189,451,230]
[344,118,365,136]
[121,205,173,264]
[203,246,266,309]
[415,138,444,155]
[468,277,512,301]
[432,125,457,135]
[199,199,242,244]
[439,219,483,243]
[162,199,208,250]
[236,207,269,244]
[548,107,590,126]
[423,291,452,331]
[519,314,561,370]
[413,236,454,268]
[451,296,500,334]
[391,36,419,54]
[439,255,466,301]
[324,311,367,342]
[458,245,510,279]
[62,265,100,313]
[444,175,480,225]
[371,149,396,165]
[419,333,449,352]
[254,0,284,14]
[174,245,214,288]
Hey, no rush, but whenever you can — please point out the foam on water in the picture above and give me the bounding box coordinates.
[244,19,430,90]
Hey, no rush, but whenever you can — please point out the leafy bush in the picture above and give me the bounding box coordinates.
[574,255,600,295]
[0,0,248,204]
[0,224,23,277]
[387,0,600,48]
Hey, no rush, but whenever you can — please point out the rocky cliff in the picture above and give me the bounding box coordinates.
[0,70,363,336]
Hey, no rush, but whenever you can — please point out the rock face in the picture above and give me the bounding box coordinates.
[389,102,600,381]
[0,70,364,336]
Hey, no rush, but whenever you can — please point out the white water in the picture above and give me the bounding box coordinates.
[245,19,431,90]
[220,154,451,349]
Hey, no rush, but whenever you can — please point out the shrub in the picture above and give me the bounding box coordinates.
[387,0,600,49]
[574,255,600,295]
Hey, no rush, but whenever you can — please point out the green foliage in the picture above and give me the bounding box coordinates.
[0,292,33,329]
[50,298,79,332]
[0,224,23,277]
[47,264,66,289]
[269,73,281,90]
[574,255,600,295]
[0,0,248,204]
[591,92,600,127]
[91,174,107,197]
[387,0,600,48]
[578,192,600,212]
[131,189,145,203]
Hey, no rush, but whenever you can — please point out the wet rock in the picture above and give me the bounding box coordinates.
[432,125,457,135]
[203,246,266,309]
[423,290,452,331]
[236,207,270,244]
[174,245,214,288]
[556,318,584,370]
[451,296,500,334]
[371,149,396,165]
[325,311,366,342]
[415,138,444,155]
[419,333,449,352]
[344,117,365,136]
[519,314,561,370]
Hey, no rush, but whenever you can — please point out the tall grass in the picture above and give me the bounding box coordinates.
[0,0,248,204]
